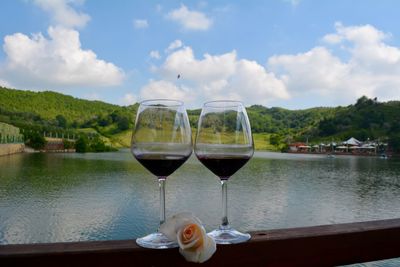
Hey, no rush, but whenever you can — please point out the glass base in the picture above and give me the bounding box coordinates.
[208,227,251,244]
[136,232,178,249]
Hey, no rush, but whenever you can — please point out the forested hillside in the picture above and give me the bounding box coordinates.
[313,96,400,151]
[316,96,400,140]
[188,96,400,151]
[0,86,126,122]
[247,105,336,134]
[1,86,399,152]
[0,86,137,148]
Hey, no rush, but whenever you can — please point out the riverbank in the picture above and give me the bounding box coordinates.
[0,143,25,157]
[287,151,396,157]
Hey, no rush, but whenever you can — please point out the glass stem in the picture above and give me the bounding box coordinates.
[158,177,166,227]
[220,179,230,230]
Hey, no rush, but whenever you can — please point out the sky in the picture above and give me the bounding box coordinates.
[1,0,400,109]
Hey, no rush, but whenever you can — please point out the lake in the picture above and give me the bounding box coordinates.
[1,150,400,247]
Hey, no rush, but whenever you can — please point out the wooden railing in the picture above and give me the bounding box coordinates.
[1,218,400,266]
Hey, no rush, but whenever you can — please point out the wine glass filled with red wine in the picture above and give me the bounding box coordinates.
[131,99,192,249]
[195,100,254,244]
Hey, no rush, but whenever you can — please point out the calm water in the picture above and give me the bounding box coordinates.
[1,150,400,246]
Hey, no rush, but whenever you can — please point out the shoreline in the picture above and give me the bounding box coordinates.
[0,146,396,158]
[286,150,395,157]
[0,144,76,157]
[0,143,25,157]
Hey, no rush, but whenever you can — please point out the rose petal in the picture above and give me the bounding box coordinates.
[199,235,217,263]
[177,224,204,250]
[159,212,216,263]
[159,212,202,241]
[179,235,216,263]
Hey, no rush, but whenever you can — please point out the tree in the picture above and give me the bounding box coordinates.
[56,115,67,128]
[98,115,112,127]
[270,134,281,146]
[90,137,107,152]
[75,136,88,153]
[318,119,337,136]
[117,116,130,131]
[355,96,375,109]
[24,131,46,150]
[63,139,75,149]
[388,134,400,153]
[71,120,79,128]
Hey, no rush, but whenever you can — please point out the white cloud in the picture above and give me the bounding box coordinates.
[141,23,400,108]
[133,19,149,29]
[268,23,400,103]
[33,0,90,29]
[166,4,212,31]
[322,33,342,44]
[149,50,161,59]
[323,23,400,71]
[231,59,289,100]
[268,47,349,95]
[121,93,138,106]
[0,26,124,89]
[160,46,236,82]
[0,79,12,88]
[141,46,288,107]
[165,40,183,53]
[139,80,193,103]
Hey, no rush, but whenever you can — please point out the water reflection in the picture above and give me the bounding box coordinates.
[1,151,400,244]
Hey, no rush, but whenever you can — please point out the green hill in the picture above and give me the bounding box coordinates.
[246,105,336,134]
[0,86,137,147]
[314,96,400,148]
[1,86,399,152]
[0,86,135,123]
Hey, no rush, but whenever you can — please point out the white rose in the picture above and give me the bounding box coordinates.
[160,212,216,263]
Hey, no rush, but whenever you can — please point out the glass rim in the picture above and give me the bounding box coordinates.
[139,99,184,107]
[203,100,244,108]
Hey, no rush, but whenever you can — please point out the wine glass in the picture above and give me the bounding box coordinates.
[194,100,254,244]
[131,99,192,249]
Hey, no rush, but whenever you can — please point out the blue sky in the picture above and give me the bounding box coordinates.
[1,0,400,109]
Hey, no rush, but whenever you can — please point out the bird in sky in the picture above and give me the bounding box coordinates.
[177,74,180,79]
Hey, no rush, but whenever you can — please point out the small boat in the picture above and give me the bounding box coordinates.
[379,154,388,159]
[327,153,336,158]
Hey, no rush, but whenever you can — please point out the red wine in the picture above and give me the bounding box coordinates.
[197,155,251,180]
[135,154,189,177]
